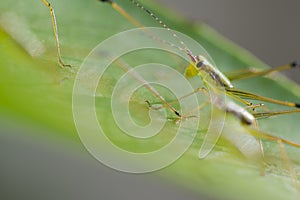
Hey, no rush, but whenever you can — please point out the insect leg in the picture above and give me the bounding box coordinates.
[226,88,300,108]
[225,62,300,81]
[113,57,182,118]
[253,109,300,119]
[42,0,71,68]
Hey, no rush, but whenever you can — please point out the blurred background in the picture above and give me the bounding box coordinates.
[1,116,206,200]
[157,0,300,83]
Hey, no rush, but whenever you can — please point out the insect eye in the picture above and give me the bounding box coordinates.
[196,61,204,68]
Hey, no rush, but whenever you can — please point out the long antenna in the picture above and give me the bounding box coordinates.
[129,0,199,63]
[100,0,199,63]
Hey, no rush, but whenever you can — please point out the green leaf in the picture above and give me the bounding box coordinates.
[1,0,300,199]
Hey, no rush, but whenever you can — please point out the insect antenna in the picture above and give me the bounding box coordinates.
[100,0,198,63]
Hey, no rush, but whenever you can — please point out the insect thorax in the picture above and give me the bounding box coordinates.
[198,56,233,88]
[185,56,233,89]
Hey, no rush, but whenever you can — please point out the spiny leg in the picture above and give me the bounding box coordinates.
[225,62,300,81]
[222,87,265,113]
[42,0,71,68]
[253,109,300,119]
[226,87,300,121]
[224,87,300,120]
[226,87,300,108]
[225,89,253,106]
